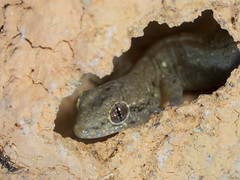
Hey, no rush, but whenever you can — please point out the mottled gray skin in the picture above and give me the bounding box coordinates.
[74,31,240,139]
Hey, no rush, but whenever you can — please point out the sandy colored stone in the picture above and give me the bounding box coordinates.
[0,0,239,179]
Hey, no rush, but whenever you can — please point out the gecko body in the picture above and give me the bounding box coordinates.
[74,31,240,139]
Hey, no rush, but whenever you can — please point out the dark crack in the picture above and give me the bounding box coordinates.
[27,70,49,93]
[105,140,123,162]
[3,4,10,9]
[62,40,74,58]
[24,38,52,50]
[5,75,18,87]
[12,33,21,39]
[0,25,4,33]
[34,82,48,92]
[233,108,240,115]
[1,1,25,36]
[9,2,52,50]
[55,40,74,58]
[1,4,8,35]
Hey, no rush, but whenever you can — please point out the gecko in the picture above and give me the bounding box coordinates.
[74,31,240,139]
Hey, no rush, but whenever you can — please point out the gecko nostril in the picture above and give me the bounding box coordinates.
[106,87,111,91]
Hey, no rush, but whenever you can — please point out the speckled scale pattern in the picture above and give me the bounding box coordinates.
[74,31,240,139]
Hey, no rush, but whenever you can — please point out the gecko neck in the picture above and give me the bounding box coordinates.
[128,55,158,84]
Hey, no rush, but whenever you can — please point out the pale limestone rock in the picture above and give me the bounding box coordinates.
[0,0,239,179]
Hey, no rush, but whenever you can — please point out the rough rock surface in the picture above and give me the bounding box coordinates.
[0,0,239,179]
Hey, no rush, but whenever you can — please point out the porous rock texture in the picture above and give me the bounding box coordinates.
[0,0,240,179]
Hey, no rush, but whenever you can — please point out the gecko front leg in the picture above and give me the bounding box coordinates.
[161,73,184,106]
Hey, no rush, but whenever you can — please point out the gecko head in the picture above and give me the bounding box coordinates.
[73,79,154,139]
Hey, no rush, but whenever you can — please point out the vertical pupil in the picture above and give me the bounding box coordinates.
[110,103,128,123]
[116,106,122,119]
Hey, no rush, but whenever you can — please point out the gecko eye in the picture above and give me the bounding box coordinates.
[110,103,129,124]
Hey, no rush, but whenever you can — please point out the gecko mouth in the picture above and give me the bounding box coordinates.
[74,125,119,139]
[73,123,127,139]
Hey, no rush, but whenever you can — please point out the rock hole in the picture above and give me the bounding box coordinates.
[54,10,240,142]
